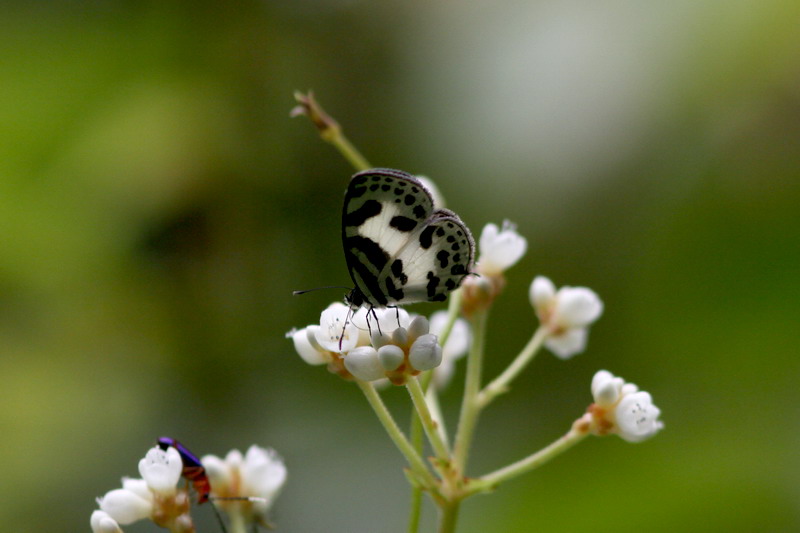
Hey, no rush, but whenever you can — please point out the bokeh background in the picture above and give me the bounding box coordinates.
[2,2,798,532]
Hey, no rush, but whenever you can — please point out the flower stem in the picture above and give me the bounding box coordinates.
[467,426,589,494]
[477,326,547,408]
[407,377,450,458]
[357,380,437,487]
[227,510,247,533]
[291,91,371,171]
[452,308,488,473]
[437,500,461,533]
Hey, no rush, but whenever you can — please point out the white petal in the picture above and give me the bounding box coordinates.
[91,510,123,533]
[353,307,411,337]
[544,328,587,359]
[200,454,231,491]
[289,327,327,365]
[316,303,357,352]
[416,175,446,208]
[343,346,385,381]
[225,449,244,468]
[98,489,152,525]
[138,446,181,494]
[553,287,603,328]
[529,275,556,312]
[120,478,152,503]
[477,221,527,275]
[429,311,470,361]
[591,370,622,405]
[615,391,664,442]
[242,446,288,499]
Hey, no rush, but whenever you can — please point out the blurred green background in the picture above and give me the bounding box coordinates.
[1,1,798,532]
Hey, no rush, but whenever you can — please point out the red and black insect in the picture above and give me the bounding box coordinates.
[157,437,211,504]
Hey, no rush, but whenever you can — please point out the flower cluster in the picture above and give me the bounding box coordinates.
[94,445,191,533]
[584,370,664,442]
[92,444,286,533]
[288,304,470,385]
[202,446,287,528]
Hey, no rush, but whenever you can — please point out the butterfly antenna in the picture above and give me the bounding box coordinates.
[292,286,352,296]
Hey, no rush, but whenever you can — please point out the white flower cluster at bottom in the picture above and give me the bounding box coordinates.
[92,444,286,533]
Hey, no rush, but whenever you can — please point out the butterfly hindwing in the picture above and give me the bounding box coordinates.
[382,209,473,304]
[342,168,474,307]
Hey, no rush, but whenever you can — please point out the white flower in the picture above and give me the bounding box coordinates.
[477,221,527,276]
[202,445,287,526]
[316,302,358,352]
[428,311,470,389]
[91,510,123,533]
[590,370,663,442]
[529,276,603,359]
[138,446,182,495]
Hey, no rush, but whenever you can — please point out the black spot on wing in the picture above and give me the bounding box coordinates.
[426,271,442,300]
[419,226,436,249]
[344,199,382,227]
[390,216,417,232]
[436,249,450,268]
[391,259,408,285]
[413,205,426,219]
[385,277,404,301]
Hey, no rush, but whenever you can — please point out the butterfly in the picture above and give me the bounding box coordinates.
[342,168,475,312]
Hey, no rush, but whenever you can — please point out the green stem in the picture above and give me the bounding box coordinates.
[357,380,436,487]
[331,133,371,172]
[407,393,425,533]
[467,427,589,494]
[407,485,423,533]
[437,500,461,533]
[452,309,488,473]
[407,290,463,533]
[477,326,547,408]
[407,377,450,458]
[227,510,247,533]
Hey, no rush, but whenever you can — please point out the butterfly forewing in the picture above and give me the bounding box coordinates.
[342,168,473,307]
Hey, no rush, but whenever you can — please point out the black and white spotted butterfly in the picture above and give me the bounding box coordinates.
[342,168,475,314]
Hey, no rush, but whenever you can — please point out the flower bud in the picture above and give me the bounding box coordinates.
[378,344,405,371]
[408,334,443,371]
[407,316,430,342]
[343,346,385,381]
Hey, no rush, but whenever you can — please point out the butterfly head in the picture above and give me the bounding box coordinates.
[344,287,366,309]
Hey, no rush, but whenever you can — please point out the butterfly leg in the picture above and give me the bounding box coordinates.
[339,305,355,351]
[369,306,383,336]
[386,305,401,328]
